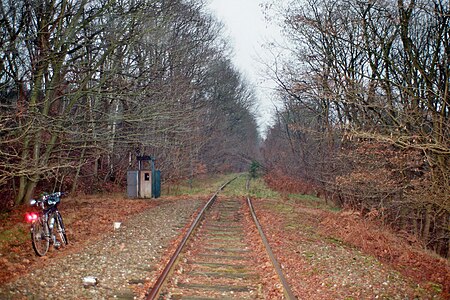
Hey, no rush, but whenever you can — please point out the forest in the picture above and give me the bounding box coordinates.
[262,0,449,257]
[0,0,260,205]
[1,0,448,259]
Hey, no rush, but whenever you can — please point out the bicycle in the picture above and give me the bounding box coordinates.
[25,192,68,256]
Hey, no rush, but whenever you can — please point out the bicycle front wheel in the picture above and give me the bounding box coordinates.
[54,211,68,247]
[31,218,49,256]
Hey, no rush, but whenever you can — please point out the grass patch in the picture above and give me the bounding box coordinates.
[326,236,344,246]
[0,211,10,221]
[428,282,443,294]
[162,173,287,200]
[273,202,295,214]
[288,193,340,211]
[221,174,249,197]
[162,172,287,200]
[246,177,280,199]
[0,226,28,248]
[285,222,301,231]
[163,174,238,197]
[303,251,315,259]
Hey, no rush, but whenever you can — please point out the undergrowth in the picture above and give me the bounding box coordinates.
[259,171,449,297]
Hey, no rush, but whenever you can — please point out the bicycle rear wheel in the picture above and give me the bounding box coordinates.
[54,211,68,247]
[31,218,49,256]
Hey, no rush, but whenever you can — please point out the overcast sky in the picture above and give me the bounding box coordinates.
[207,0,284,136]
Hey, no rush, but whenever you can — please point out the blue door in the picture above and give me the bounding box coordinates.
[152,170,161,198]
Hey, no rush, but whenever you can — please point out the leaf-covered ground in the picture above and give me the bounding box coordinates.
[251,195,449,299]
[0,175,448,299]
[0,194,154,284]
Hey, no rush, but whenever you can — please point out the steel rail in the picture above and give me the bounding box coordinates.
[246,179,297,300]
[145,176,238,300]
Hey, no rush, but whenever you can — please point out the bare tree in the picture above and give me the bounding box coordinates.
[1,0,260,206]
[263,0,449,256]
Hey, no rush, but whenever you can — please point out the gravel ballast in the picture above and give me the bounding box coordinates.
[0,199,202,299]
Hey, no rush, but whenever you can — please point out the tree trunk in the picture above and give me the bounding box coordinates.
[72,143,87,194]
[24,179,38,204]
[15,64,45,205]
[422,205,432,245]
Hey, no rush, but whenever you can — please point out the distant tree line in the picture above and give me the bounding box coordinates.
[262,0,449,257]
[0,0,260,206]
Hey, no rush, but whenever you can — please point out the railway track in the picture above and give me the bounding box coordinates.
[145,177,295,299]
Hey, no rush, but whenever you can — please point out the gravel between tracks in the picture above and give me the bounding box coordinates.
[0,199,202,300]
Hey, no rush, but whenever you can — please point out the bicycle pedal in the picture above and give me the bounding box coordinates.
[54,241,61,248]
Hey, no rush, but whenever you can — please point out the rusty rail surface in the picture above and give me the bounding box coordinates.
[247,198,296,299]
[146,175,296,299]
[246,177,296,299]
[145,177,237,300]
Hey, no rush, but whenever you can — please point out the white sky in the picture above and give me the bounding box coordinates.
[207,0,284,136]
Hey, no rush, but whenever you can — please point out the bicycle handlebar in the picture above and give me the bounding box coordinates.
[30,192,66,206]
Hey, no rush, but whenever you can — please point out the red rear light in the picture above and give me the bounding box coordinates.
[25,212,38,223]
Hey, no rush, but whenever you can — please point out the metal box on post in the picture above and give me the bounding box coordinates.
[127,170,139,198]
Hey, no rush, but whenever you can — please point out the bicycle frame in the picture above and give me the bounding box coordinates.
[26,192,68,256]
